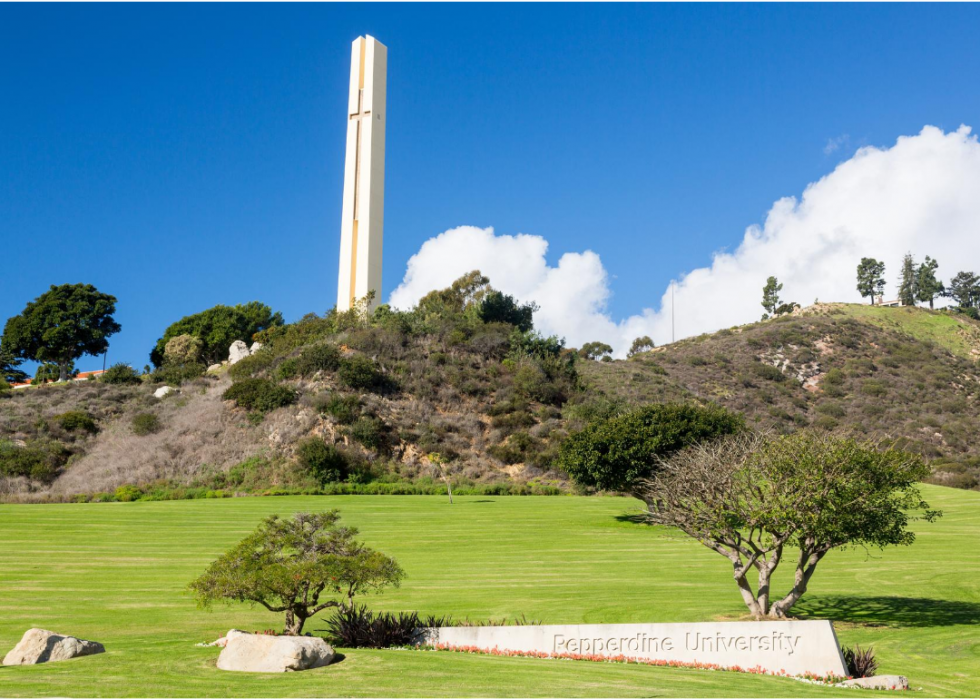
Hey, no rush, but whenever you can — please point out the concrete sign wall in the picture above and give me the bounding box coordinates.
[424,620,848,677]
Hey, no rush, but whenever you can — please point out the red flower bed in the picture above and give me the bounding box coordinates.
[417,643,850,685]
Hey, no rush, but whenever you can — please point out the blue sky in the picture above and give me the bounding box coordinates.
[3,3,980,369]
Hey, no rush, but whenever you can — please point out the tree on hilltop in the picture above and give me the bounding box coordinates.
[189,511,404,635]
[641,431,940,619]
[0,339,28,384]
[856,258,887,305]
[627,336,655,358]
[898,253,919,306]
[915,256,944,309]
[761,276,782,319]
[946,271,980,309]
[151,301,283,367]
[578,341,614,361]
[3,284,121,382]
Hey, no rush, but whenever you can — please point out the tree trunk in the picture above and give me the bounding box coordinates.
[284,609,306,636]
[732,562,764,618]
[929,297,934,310]
[58,361,69,382]
[771,549,825,617]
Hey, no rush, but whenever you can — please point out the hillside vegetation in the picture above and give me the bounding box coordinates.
[2,300,979,501]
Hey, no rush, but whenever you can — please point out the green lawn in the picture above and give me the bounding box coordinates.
[0,486,977,697]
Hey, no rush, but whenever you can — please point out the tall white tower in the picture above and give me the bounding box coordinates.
[337,35,387,312]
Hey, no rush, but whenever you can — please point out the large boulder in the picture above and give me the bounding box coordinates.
[153,385,176,399]
[249,342,263,355]
[2,629,105,665]
[216,632,334,673]
[841,675,909,690]
[228,341,251,365]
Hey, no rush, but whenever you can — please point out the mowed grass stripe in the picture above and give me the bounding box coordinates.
[0,487,978,697]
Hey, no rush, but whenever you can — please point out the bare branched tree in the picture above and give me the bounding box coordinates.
[641,431,939,618]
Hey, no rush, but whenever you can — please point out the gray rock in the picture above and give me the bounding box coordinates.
[3,628,105,665]
[207,363,222,373]
[216,631,334,673]
[249,342,263,354]
[153,385,176,399]
[841,675,909,690]
[228,340,251,365]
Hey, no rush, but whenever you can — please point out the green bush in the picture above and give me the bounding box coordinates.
[295,438,352,485]
[114,484,143,502]
[273,357,299,380]
[338,355,390,392]
[132,413,161,436]
[0,440,69,482]
[223,379,297,413]
[816,402,846,418]
[101,363,142,385]
[315,393,361,424]
[861,379,888,397]
[823,368,846,385]
[348,416,387,451]
[813,415,839,431]
[150,362,206,387]
[297,343,341,376]
[556,402,744,495]
[753,363,786,382]
[54,411,99,434]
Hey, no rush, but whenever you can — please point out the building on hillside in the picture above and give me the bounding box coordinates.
[9,369,106,390]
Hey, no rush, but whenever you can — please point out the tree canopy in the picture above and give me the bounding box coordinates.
[556,402,743,498]
[0,339,28,384]
[642,431,940,618]
[189,510,403,635]
[946,271,980,309]
[578,341,614,361]
[151,301,283,367]
[898,253,919,307]
[915,256,944,309]
[3,284,121,382]
[761,276,783,319]
[856,258,887,304]
[627,336,655,358]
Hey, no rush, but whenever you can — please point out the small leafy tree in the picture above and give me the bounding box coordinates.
[189,511,404,635]
[761,276,783,319]
[897,253,919,306]
[915,256,944,309]
[641,431,940,618]
[577,341,613,361]
[946,271,980,309]
[556,403,743,500]
[856,258,887,305]
[627,336,655,358]
[163,334,204,365]
[3,284,121,382]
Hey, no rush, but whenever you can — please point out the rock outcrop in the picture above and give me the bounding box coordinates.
[215,632,334,673]
[2,629,105,665]
[228,341,251,365]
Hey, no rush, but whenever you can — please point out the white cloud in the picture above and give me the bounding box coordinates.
[389,125,980,357]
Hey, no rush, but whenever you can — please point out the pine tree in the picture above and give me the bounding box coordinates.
[898,253,919,306]
[915,256,944,309]
[856,258,886,305]
[761,276,783,320]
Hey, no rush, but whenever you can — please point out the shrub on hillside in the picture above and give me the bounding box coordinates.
[296,343,341,376]
[101,363,142,385]
[314,393,361,424]
[295,438,354,484]
[338,355,391,392]
[54,411,99,435]
[164,334,204,365]
[348,416,388,452]
[132,412,161,436]
[0,378,11,393]
[753,363,786,382]
[223,378,297,413]
[0,440,70,483]
[150,362,206,387]
[556,402,744,497]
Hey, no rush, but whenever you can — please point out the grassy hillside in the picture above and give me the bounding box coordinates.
[0,486,977,697]
[583,304,980,489]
